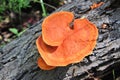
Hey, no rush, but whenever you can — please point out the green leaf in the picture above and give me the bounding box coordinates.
[18,29,26,37]
[9,28,19,35]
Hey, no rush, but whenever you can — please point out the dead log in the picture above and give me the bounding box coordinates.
[0,0,120,80]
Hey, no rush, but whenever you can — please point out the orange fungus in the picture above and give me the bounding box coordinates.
[42,11,74,46]
[37,57,56,70]
[90,2,104,9]
[36,11,98,70]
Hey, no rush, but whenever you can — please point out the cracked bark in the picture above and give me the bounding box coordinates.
[0,0,120,80]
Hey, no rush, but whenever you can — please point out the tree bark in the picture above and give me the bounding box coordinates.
[0,0,120,80]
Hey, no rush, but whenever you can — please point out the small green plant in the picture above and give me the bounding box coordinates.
[0,0,31,14]
[9,28,26,37]
[0,0,31,23]
[0,1,6,14]
[40,0,47,17]
[33,0,47,17]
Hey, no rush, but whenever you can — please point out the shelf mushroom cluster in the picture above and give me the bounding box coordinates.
[36,11,98,70]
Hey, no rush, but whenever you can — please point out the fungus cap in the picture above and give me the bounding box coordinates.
[36,15,98,66]
[90,2,104,9]
[42,11,74,46]
[37,57,56,70]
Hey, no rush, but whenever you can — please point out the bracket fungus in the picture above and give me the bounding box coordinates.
[37,57,56,70]
[36,11,98,70]
[42,11,74,46]
[90,2,104,9]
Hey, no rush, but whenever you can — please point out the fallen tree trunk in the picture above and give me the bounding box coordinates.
[0,0,120,80]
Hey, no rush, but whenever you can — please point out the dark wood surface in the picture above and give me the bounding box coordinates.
[0,0,120,80]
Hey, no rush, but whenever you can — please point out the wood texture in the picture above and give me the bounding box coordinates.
[0,0,120,80]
